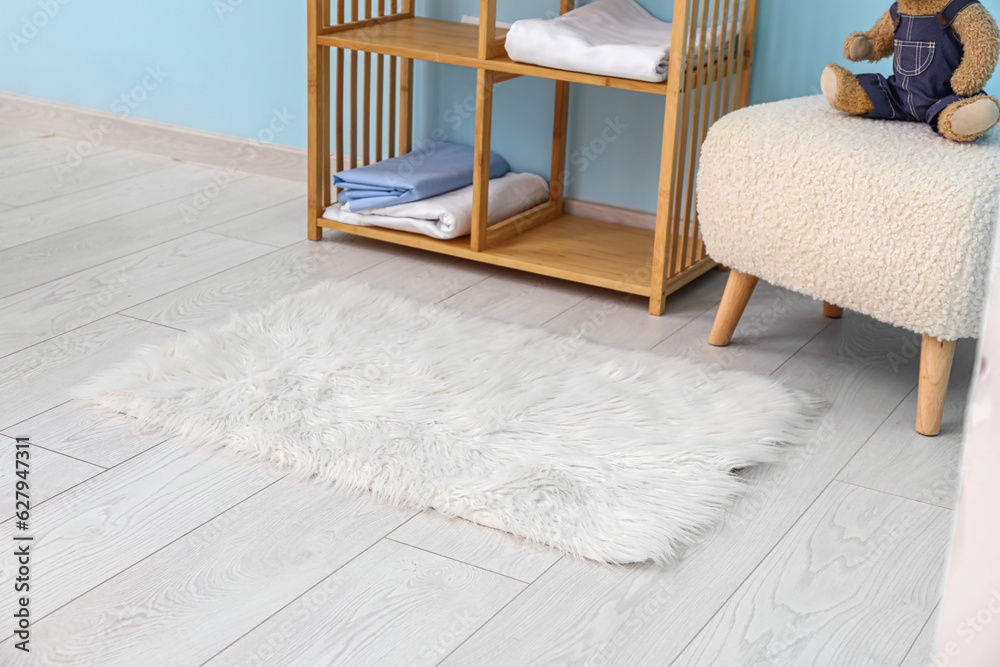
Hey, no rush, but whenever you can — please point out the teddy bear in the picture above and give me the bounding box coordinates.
[821,0,1000,141]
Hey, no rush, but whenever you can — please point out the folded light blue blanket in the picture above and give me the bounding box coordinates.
[334,142,510,212]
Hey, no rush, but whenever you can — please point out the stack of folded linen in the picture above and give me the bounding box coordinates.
[324,141,550,240]
[504,0,736,83]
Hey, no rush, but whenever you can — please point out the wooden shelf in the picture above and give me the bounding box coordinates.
[308,0,761,313]
[317,17,671,94]
[317,214,700,296]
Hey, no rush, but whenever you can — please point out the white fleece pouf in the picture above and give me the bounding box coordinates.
[698,95,1000,342]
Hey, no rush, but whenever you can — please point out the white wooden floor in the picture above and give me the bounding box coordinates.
[0,127,971,667]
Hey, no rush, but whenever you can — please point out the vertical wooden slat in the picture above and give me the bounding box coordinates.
[649,0,697,315]
[375,0,384,162]
[471,69,495,252]
[388,0,397,158]
[478,0,499,59]
[320,0,331,208]
[307,0,330,241]
[399,57,414,154]
[699,0,732,262]
[712,0,734,140]
[667,5,700,277]
[362,0,371,166]
[335,1,345,180]
[737,0,761,110]
[676,0,712,275]
[548,3,574,209]
[470,0,498,252]
[550,80,571,209]
[388,58,397,158]
[686,0,723,267]
[396,1,413,154]
[730,0,751,113]
[718,0,739,117]
[349,0,358,168]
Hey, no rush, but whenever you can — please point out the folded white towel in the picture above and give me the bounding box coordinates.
[505,0,735,83]
[323,172,550,240]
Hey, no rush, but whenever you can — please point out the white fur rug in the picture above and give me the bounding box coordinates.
[80,281,816,564]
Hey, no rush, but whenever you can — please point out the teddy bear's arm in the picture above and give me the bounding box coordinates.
[951,3,1000,97]
[843,10,895,63]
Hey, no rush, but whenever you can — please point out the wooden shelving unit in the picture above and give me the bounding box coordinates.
[307,0,760,315]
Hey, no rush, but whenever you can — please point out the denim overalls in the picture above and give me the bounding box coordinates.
[857,0,984,131]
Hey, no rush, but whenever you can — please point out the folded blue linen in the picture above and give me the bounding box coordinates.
[334,141,510,212]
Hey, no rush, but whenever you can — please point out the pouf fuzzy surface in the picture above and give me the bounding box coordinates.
[698,95,1000,341]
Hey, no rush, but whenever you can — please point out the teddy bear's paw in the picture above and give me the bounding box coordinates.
[846,33,874,62]
[821,64,874,115]
[939,96,1000,142]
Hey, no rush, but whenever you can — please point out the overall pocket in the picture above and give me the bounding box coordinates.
[894,40,936,76]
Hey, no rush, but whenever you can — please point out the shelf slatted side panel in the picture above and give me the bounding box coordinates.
[668,0,758,281]
[330,0,414,180]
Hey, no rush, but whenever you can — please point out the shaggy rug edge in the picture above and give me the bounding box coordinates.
[72,280,825,565]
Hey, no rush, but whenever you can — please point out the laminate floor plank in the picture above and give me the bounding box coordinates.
[0,434,104,505]
[0,315,179,430]
[0,163,231,250]
[899,605,941,667]
[0,232,273,356]
[0,438,283,630]
[4,476,414,666]
[208,195,307,248]
[542,269,729,352]
[0,149,177,207]
[350,244,500,302]
[205,539,526,667]
[441,268,597,327]
[122,237,402,331]
[440,344,921,666]
[651,281,834,375]
[388,510,562,583]
[838,341,978,509]
[0,134,113,178]
[1,400,169,468]
[0,175,300,297]
[672,482,950,667]
[0,126,44,149]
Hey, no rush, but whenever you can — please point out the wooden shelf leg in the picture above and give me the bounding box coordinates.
[709,269,759,346]
[649,0,695,316]
[471,69,495,252]
[399,57,414,155]
[823,302,844,318]
[307,0,331,241]
[916,335,957,437]
[550,79,570,212]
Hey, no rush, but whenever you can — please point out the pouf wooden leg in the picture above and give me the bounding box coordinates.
[709,270,759,347]
[916,335,957,437]
[823,302,844,318]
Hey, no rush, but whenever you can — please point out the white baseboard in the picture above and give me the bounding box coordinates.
[0,91,655,228]
[0,91,306,181]
[563,198,655,231]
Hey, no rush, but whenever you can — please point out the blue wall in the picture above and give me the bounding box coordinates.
[2,0,997,211]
